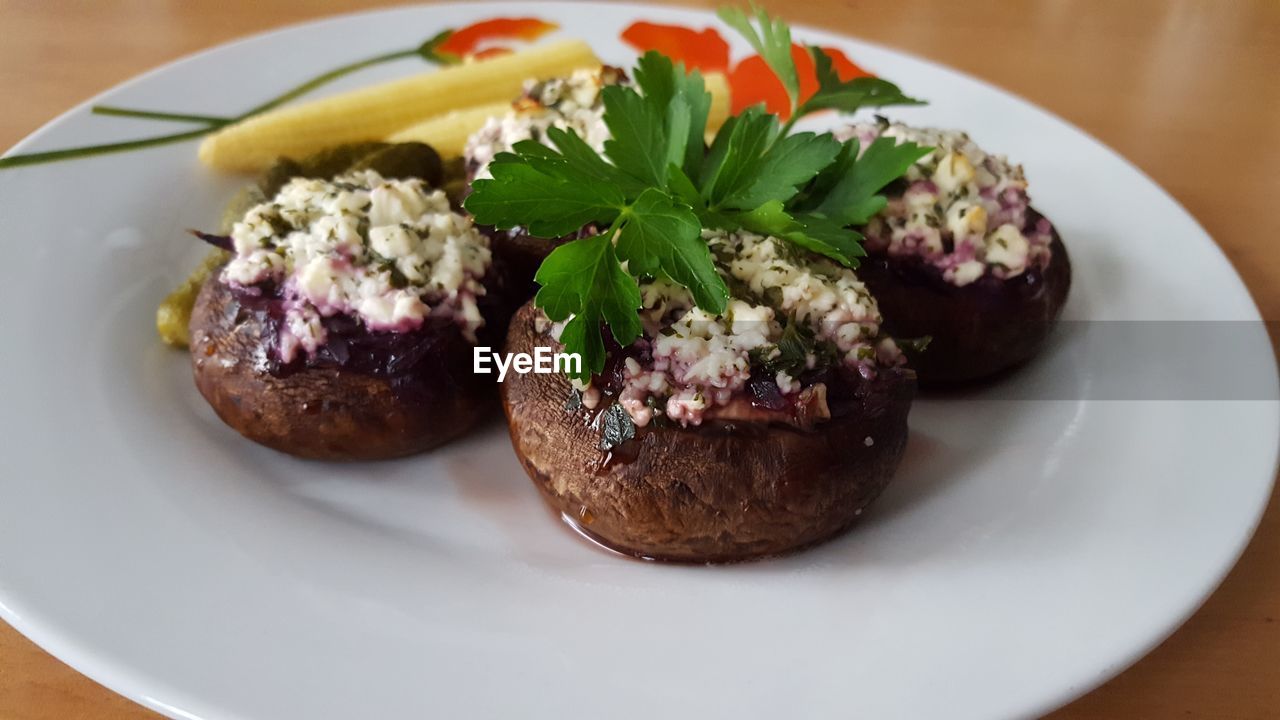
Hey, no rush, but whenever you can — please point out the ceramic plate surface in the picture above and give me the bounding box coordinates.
[0,3,1276,719]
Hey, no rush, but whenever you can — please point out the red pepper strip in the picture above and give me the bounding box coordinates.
[438,18,559,56]
[729,44,874,118]
[470,47,513,60]
[620,21,731,73]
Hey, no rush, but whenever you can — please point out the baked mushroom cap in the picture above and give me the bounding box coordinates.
[189,277,495,460]
[188,165,512,460]
[501,301,916,563]
[838,120,1072,385]
[858,210,1071,385]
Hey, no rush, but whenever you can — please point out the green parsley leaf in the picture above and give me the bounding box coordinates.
[664,94,693,174]
[799,46,926,117]
[732,200,865,267]
[666,163,704,210]
[699,106,779,206]
[700,105,841,212]
[633,51,713,176]
[468,8,934,384]
[465,146,624,237]
[809,136,932,225]
[615,189,728,313]
[543,126,646,197]
[468,55,728,374]
[720,130,841,209]
[601,84,668,187]
[792,138,856,209]
[717,6,925,130]
[534,233,642,380]
[717,5,799,110]
[602,52,717,189]
[782,212,868,265]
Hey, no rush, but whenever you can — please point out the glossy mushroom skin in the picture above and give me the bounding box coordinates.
[501,302,916,563]
[188,277,495,461]
[856,210,1071,385]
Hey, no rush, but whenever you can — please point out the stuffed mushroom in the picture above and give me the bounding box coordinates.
[838,120,1071,384]
[189,165,507,460]
[501,230,915,563]
[463,20,944,562]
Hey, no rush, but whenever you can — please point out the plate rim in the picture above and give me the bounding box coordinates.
[1,3,1276,719]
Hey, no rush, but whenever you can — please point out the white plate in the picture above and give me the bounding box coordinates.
[0,3,1276,719]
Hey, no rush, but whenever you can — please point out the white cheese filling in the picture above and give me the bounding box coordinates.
[836,121,1054,286]
[463,67,620,180]
[222,170,491,362]
[553,229,902,428]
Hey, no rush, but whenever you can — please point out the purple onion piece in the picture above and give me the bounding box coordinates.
[747,377,788,411]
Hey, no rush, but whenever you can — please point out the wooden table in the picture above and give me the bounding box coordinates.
[1,1,1277,717]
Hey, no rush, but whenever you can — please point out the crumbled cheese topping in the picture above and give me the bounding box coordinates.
[836,120,1054,286]
[464,67,621,179]
[222,170,491,362]
[554,230,901,428]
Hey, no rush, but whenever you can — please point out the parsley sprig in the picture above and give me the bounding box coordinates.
[716,5,926,135]
[466,6,932,380]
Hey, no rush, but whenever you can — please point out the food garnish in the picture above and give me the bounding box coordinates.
[620,22,730,74]
[461,67,732,180]
[156,249,229,347]
[847,119,1072,385]
[217,169,492,363]
[466,6,931,379]
[198,39,599,172]
[0,17,561,170]
[715,7,921,130]
[619,17,878,118]
[840,120,1054,286]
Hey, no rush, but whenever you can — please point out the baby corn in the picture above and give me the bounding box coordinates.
[389,71,735,159]
[199,39,600,172]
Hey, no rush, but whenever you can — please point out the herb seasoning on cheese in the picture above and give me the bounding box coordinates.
[222,170,491,362]
[548,230,902,428]
[464,67,622,180]
[837,120,1054,286]
[466,35,928,401]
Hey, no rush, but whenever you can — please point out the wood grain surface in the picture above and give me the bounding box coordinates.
[1,1,1277,718]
